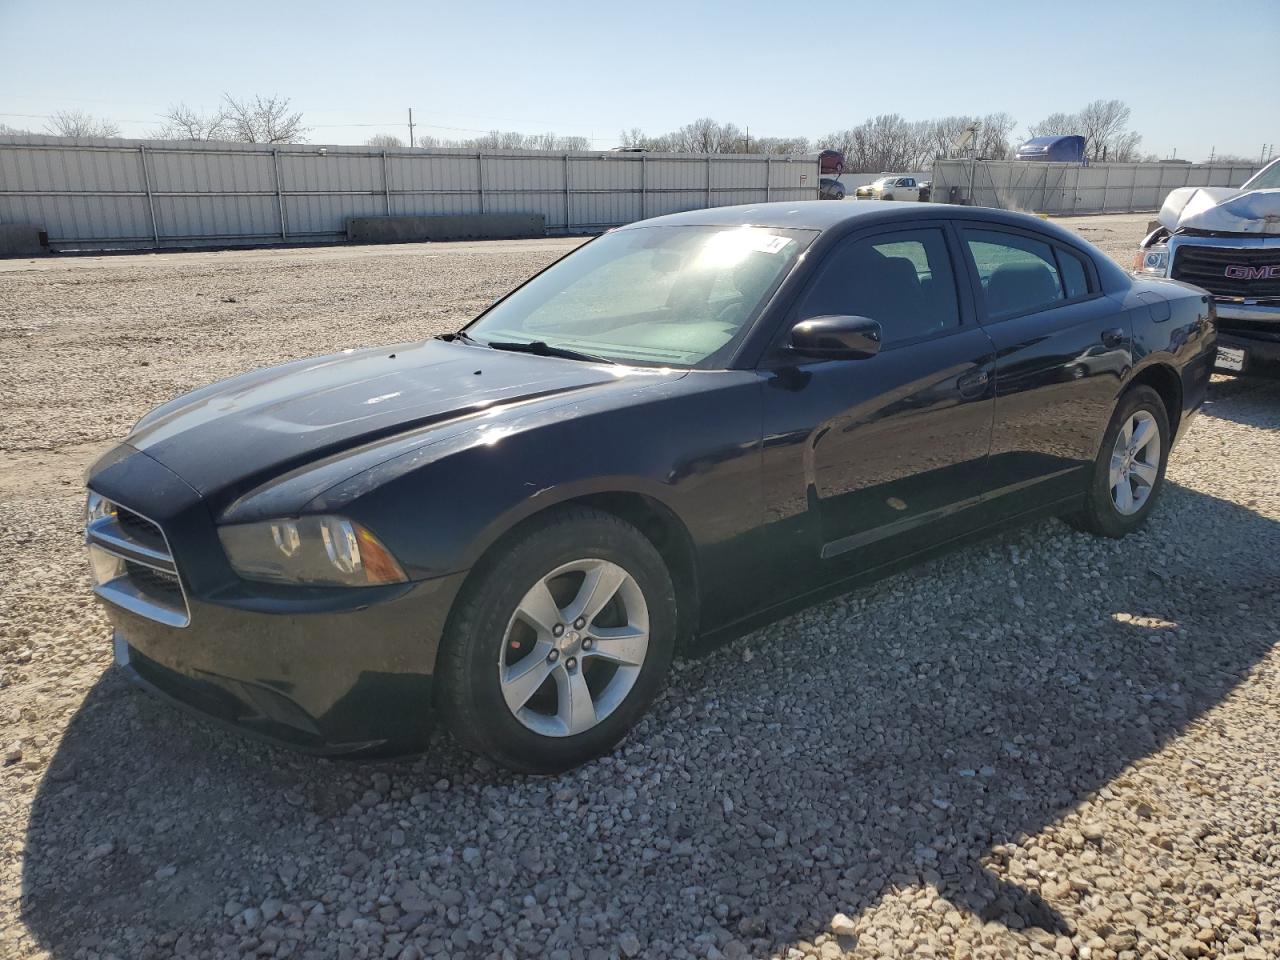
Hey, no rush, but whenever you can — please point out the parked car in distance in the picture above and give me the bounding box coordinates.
[819,150,845,176]
[918,180,932,203]
[86,201,1216,773]
[1015,135,1087,163]
[1134,156,1280,377]
[856,175,922,201]
[819,177,846,200]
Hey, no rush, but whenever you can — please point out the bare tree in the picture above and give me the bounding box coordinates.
[154,102,231,141]
[976,112,1017,160]
[221,94,307,143]
[0,122,34,136]
[366,133,405,148]
[670,117,743,153]
[1077,99,1133,162]
[44,109,120,138]
[1107,129,1145,163]
[1026,112,1079,139]
[618,127,676,152]
[1209,153,1261,166]
[751,135,812,155]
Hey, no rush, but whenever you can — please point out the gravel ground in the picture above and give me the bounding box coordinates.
[2,214,1278,960]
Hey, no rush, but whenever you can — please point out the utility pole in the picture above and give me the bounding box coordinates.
[408,108,416,149]
[1209,146,1215,163]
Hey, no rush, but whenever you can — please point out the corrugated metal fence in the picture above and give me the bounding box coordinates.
[0,135,820,250]
[930,159,1259,215]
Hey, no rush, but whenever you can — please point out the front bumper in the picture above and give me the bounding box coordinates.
[1216,327,1280,375]
[1214,303,1280,375]
[106,572,466,755]
[88,443,469,755]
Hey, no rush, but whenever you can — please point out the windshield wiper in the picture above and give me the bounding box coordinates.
[485,339,617,365]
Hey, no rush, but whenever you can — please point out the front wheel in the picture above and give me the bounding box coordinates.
[1065,385,1170,538]
[436,507,676,773]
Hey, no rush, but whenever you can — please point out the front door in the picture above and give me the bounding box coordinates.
[758,224,996,598]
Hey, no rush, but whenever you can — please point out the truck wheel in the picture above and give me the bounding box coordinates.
[1065,385,1170,539]
[882,193,894,202]
[437,506,677,774]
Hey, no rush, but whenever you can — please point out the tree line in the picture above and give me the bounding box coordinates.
[620,101,1152,169]
[2,97,1164,167]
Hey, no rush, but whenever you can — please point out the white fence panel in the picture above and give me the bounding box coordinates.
[930,159,1259,215]
[0,135,820,250]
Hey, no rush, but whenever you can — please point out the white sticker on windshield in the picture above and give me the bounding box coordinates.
[748,233,793,254]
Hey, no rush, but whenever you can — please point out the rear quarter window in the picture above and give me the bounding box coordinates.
[1057,248,1092,299]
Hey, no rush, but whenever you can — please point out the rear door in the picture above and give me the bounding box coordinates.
[958,224,1132,514]
[757,223,996,597]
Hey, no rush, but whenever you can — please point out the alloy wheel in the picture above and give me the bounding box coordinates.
[498,558,650,737]
[1109,410,1161,516]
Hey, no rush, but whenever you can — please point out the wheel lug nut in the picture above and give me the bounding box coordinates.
[574,618,586,630]
[566,657,577,670]
[582,637,593,650]
[552,624,564,637]
[547,649,559,662]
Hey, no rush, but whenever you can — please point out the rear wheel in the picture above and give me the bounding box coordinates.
[437,507,676,773]
[1066,385,1170,538]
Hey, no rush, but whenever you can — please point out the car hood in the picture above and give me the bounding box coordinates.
[1158,186,1280,235]
[127,338,681,498]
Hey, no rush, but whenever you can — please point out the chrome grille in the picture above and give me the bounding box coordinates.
[85,492,190,627]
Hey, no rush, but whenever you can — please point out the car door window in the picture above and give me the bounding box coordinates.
[964,229,1065,321]
[794,229,961,345]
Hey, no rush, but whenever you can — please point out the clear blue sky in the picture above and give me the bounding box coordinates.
[1,0,1276,161]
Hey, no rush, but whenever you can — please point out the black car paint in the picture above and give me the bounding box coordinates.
[88,202,1216,754]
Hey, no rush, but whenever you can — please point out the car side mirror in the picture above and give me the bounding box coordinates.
[790,315,883,360]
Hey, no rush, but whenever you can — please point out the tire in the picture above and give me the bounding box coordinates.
[436,506,677,774]
[882,193,894,201]
[1065,385,1170,538]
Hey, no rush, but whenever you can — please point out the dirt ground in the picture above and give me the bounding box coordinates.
[2,213,1278,960]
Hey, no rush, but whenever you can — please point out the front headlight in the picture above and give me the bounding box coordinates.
[86,490,116,525]
[1134,245,1169,276]
[218,516,408,587]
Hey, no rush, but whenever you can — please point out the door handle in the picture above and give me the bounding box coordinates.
[1101,328,1126,348]
[957,368,990,398]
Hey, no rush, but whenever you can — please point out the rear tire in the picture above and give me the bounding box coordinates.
[1065,385,1170,538]
[436,506,676,774]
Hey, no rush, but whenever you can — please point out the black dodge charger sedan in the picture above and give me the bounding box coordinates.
[86,201,1216,772]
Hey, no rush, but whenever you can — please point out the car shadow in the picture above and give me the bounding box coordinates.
[20,481,1280,958]
[1202,374,1280,427]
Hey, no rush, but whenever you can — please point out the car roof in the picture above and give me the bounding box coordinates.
[617,199,1070,236]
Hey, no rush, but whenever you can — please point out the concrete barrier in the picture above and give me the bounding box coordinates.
[346,213,546,243]
[0,224,49,256]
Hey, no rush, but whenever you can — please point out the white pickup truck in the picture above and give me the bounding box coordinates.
[854,175,923,202]
[1133,157,1280,377]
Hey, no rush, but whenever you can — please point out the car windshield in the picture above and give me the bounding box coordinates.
[463,225,813,367]
[1242,159,1280,191]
